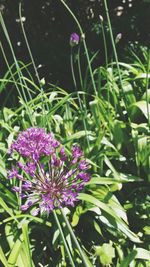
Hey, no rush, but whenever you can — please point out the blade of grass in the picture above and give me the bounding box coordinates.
[0,247,9,267]
[21,223,33,267]
[61,208,92,267]
[53,210,76,267]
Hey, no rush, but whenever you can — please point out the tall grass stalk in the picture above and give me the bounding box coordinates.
[77,45,83,89]
[103,0,127,110]
[60,0,97,96]
[145,49,150,128]
[61,208,91,267]
[99,15,111,126]
[0,42,34,126]
[70,47,90,151]
[70,47,78,89]
[0,13,31,103]
[53,210,76,267]
[19,4,41,86]
[0,43,24,103]
[0,12,34,126]
[19,3,50,129]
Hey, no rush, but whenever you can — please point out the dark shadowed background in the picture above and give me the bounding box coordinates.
[0,0,150,89]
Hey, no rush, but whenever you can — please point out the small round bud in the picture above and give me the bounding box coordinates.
[70,32,80,47]
[99,15,104,23]
[115,33,122,44]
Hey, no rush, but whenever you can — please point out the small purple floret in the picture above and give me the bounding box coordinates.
[70,32,79,46]
[7,168,18,179]
[8,127,90,215]
[12,186,20,192]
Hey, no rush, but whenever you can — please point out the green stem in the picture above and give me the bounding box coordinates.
[0,12,34,126]
[103,0,126,108]
[60,0,97,96]
[53,210,75,267]
[99,16,108,68]
[145,49,150,128]
[77,45,83,89]
[99,16,111,126]
[19,3,50,129]
[61,208,91,267]
[19,3,41,86]
[70,47,77,89]
[70,47,90,152]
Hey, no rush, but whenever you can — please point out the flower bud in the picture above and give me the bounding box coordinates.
[70,32,79,47]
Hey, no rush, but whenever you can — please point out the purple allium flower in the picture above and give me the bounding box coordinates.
[8,127,90,216]
[10,127,60,161]
[70,32,80,47]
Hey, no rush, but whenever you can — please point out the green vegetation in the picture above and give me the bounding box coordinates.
[0,1,149,266]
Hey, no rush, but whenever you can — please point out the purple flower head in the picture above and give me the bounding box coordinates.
[8,127,90,216]
[70,32,80,47]
[10,127,60,161]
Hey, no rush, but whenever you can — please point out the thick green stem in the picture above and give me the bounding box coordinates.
[61,208,91,267]
[53,210,75,267]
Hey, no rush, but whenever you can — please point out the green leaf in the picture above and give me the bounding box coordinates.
[135,73,150,79]
[86,176,134,186]
[65,130,93,142]
[93,220,103,236]
[130,101,150,120]
[120,250,137,267]
[0,197,18,223]
[0,157,7,177]
[0,246,9,267]
[78,193,141,243]
[21,223,33,267]
[136,248,150,261]
[122,82,136,106]
[95,243,115,266]
[8,239,22,267]
[142,89,150,102]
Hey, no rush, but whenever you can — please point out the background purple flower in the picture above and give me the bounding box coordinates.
[70,32,80,47]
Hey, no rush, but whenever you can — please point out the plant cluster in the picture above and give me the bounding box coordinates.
[0,1,149,267]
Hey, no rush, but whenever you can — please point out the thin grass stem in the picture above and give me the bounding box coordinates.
[19,3,50,129]
[145,49,150,128]
[77,45,83,89]
[70,47,90,151]
[70,47,77,89]
[0,13,34,126]
[60,0,97,96]
[103,0,127,109]
[61,208,91,267]
[53,210,76,267]
[99,16,111,126]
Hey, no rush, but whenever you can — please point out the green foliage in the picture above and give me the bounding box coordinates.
[95,243,115,266]
[0,2,150,267]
